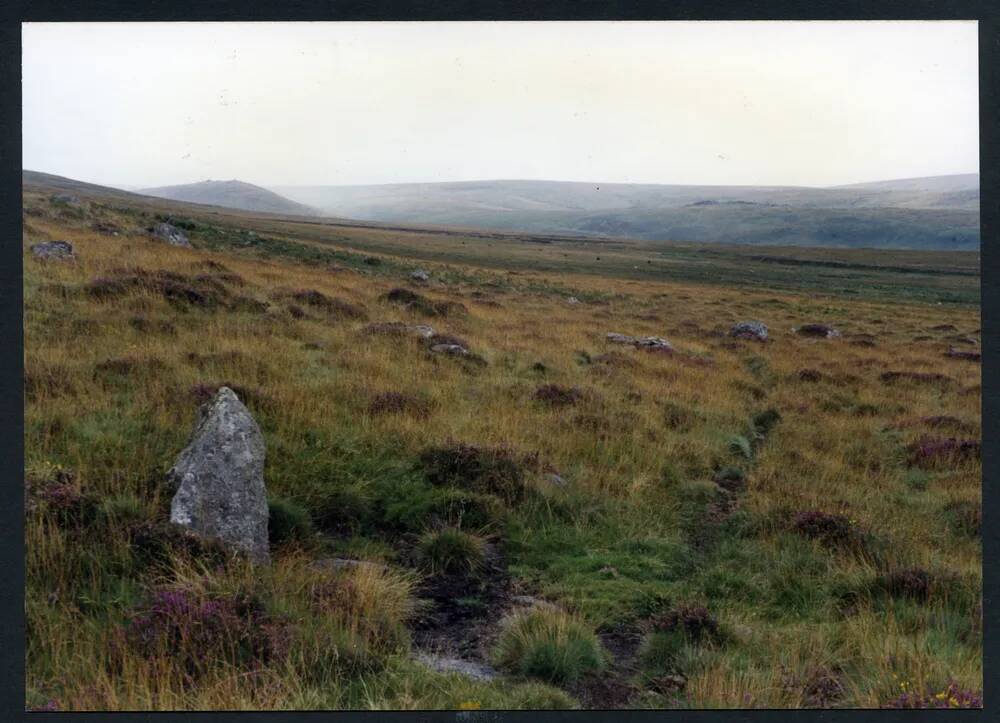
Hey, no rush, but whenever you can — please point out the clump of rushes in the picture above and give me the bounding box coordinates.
[728,435,753,460]
[649,605,722,644]
[420,442,527,503]
[638,605,724,677]
[493,606,605,684]
[942,500,981,538]
[532,384,583,407]
[878,567,934,602]
[415,526,487,577]
[792,510,862,551]
[268,497,313,546]
[751,408,781,438]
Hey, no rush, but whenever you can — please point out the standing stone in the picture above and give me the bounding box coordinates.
[30,241,75,260]
[152,222,191,247]
[168,387,269,563]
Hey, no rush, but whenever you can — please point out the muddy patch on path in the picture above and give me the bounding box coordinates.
[410,542,511,680]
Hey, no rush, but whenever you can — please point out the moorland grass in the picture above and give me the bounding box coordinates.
[22,187,981,709]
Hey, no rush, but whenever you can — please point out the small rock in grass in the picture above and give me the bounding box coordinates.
[414,651,498,681]
[795,324,840,339]
[30,240,75,260]
[410,269,431,282]
[730,320,768,341]
[152,222,191,247]
[547,473,568,487]
[431,343,470,356]
[362,321,436,339]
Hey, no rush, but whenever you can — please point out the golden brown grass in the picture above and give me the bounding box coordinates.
[23,189,981,710]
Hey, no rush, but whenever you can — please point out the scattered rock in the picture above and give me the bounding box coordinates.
[796,324,840,339]
[30,240,75,260]
[607,332,638,345]
[362,321,436,339]
[92,221,122,235]
[730,320,768,341]
[635,336,674,353]
[431,343,470,356]
[50,193,81,204]
[410,269,431,282]
[546,473,568,487]
[152,222,191,248]
[414,651,498,681]
[168,387,270,563]
[606,332,674,353]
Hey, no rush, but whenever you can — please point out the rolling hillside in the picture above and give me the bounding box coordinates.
[141,179,317,217]
[274,175,980,250]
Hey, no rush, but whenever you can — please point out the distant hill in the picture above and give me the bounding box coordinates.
[832,173,979,192]
[274,175,980,250]
[141,179,316,216]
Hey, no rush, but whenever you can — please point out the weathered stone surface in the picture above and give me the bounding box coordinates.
[152,222,191,248]
[547,473,568,487]
[30,241,75,261]
[635,336,673,352]
[362,321,436,339]
[606,332,673,352]
[607,332,637,345]
[50,193,80,204]
[796,323,841,339]
[430,343,470,356]
[730,320,768,341]
[410,269,431,282]
[169,387,269,563]
[414,651,498,681]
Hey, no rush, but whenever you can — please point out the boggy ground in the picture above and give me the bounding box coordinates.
[23,190,981,710]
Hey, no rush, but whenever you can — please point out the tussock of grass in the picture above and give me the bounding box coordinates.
[492,607,606,684]
[414,527,487,577]
[22,188,981,709]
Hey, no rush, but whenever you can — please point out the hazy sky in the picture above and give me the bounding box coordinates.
[23,21,978,188]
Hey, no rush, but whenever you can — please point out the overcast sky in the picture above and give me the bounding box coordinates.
[23,21,978,189]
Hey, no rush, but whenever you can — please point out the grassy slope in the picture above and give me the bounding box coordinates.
[24,185,981,710]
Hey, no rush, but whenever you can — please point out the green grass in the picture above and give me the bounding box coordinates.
[21,179,982,710]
